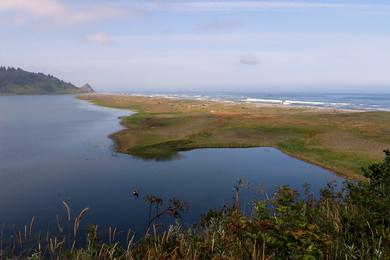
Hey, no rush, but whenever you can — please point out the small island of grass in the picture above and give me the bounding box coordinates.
[79,94,390,180]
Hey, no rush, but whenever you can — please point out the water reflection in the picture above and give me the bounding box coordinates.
[0,95,343,236]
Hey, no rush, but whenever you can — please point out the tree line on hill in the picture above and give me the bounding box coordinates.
[0,66,93,94]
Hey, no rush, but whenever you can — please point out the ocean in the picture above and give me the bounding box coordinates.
[113,92,390,111]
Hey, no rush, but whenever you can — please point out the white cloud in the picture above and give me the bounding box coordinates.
[0,0,127,26]
[84,33,112,45]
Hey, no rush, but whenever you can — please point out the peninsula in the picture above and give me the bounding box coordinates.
[78,94,390,180]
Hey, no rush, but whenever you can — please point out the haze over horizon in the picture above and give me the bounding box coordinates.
[1,0,390,93]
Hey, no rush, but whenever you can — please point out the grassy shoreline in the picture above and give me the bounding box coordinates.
[78,94,390,180]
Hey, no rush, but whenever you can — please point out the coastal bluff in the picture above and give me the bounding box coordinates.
[0,67,93,95]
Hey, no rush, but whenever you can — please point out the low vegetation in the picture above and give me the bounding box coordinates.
[79,94,390,180]
[2,151,390,259]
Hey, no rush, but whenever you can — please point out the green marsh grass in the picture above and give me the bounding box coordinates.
[79,94,390,180]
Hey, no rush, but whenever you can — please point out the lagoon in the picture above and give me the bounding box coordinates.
[0,95,343,235]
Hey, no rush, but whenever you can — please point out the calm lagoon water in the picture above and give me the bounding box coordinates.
[0,95,343,235]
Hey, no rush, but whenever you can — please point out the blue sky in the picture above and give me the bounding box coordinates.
[1,0,390,93]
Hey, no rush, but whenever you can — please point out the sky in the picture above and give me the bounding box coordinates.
[1,0,390,93]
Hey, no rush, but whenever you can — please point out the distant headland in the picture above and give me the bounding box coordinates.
[0,67,94,95]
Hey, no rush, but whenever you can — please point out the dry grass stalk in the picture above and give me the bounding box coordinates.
[108,242,119,258]
[126,234,134,257]
[56,215,63,233]
[108,226,117,244]
[73,207,89,238]
[28,216,35,239]
[49,237,65,257]
[126,228,132,244]
[70,240,76,254]
[62,201,71,222]
[97,244,104,259]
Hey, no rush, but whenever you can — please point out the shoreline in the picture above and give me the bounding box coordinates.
[89,92,381,113]
[83,96,350,180]
[78,94,390,181]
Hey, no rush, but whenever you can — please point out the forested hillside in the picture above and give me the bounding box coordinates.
[0,67,92,94]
